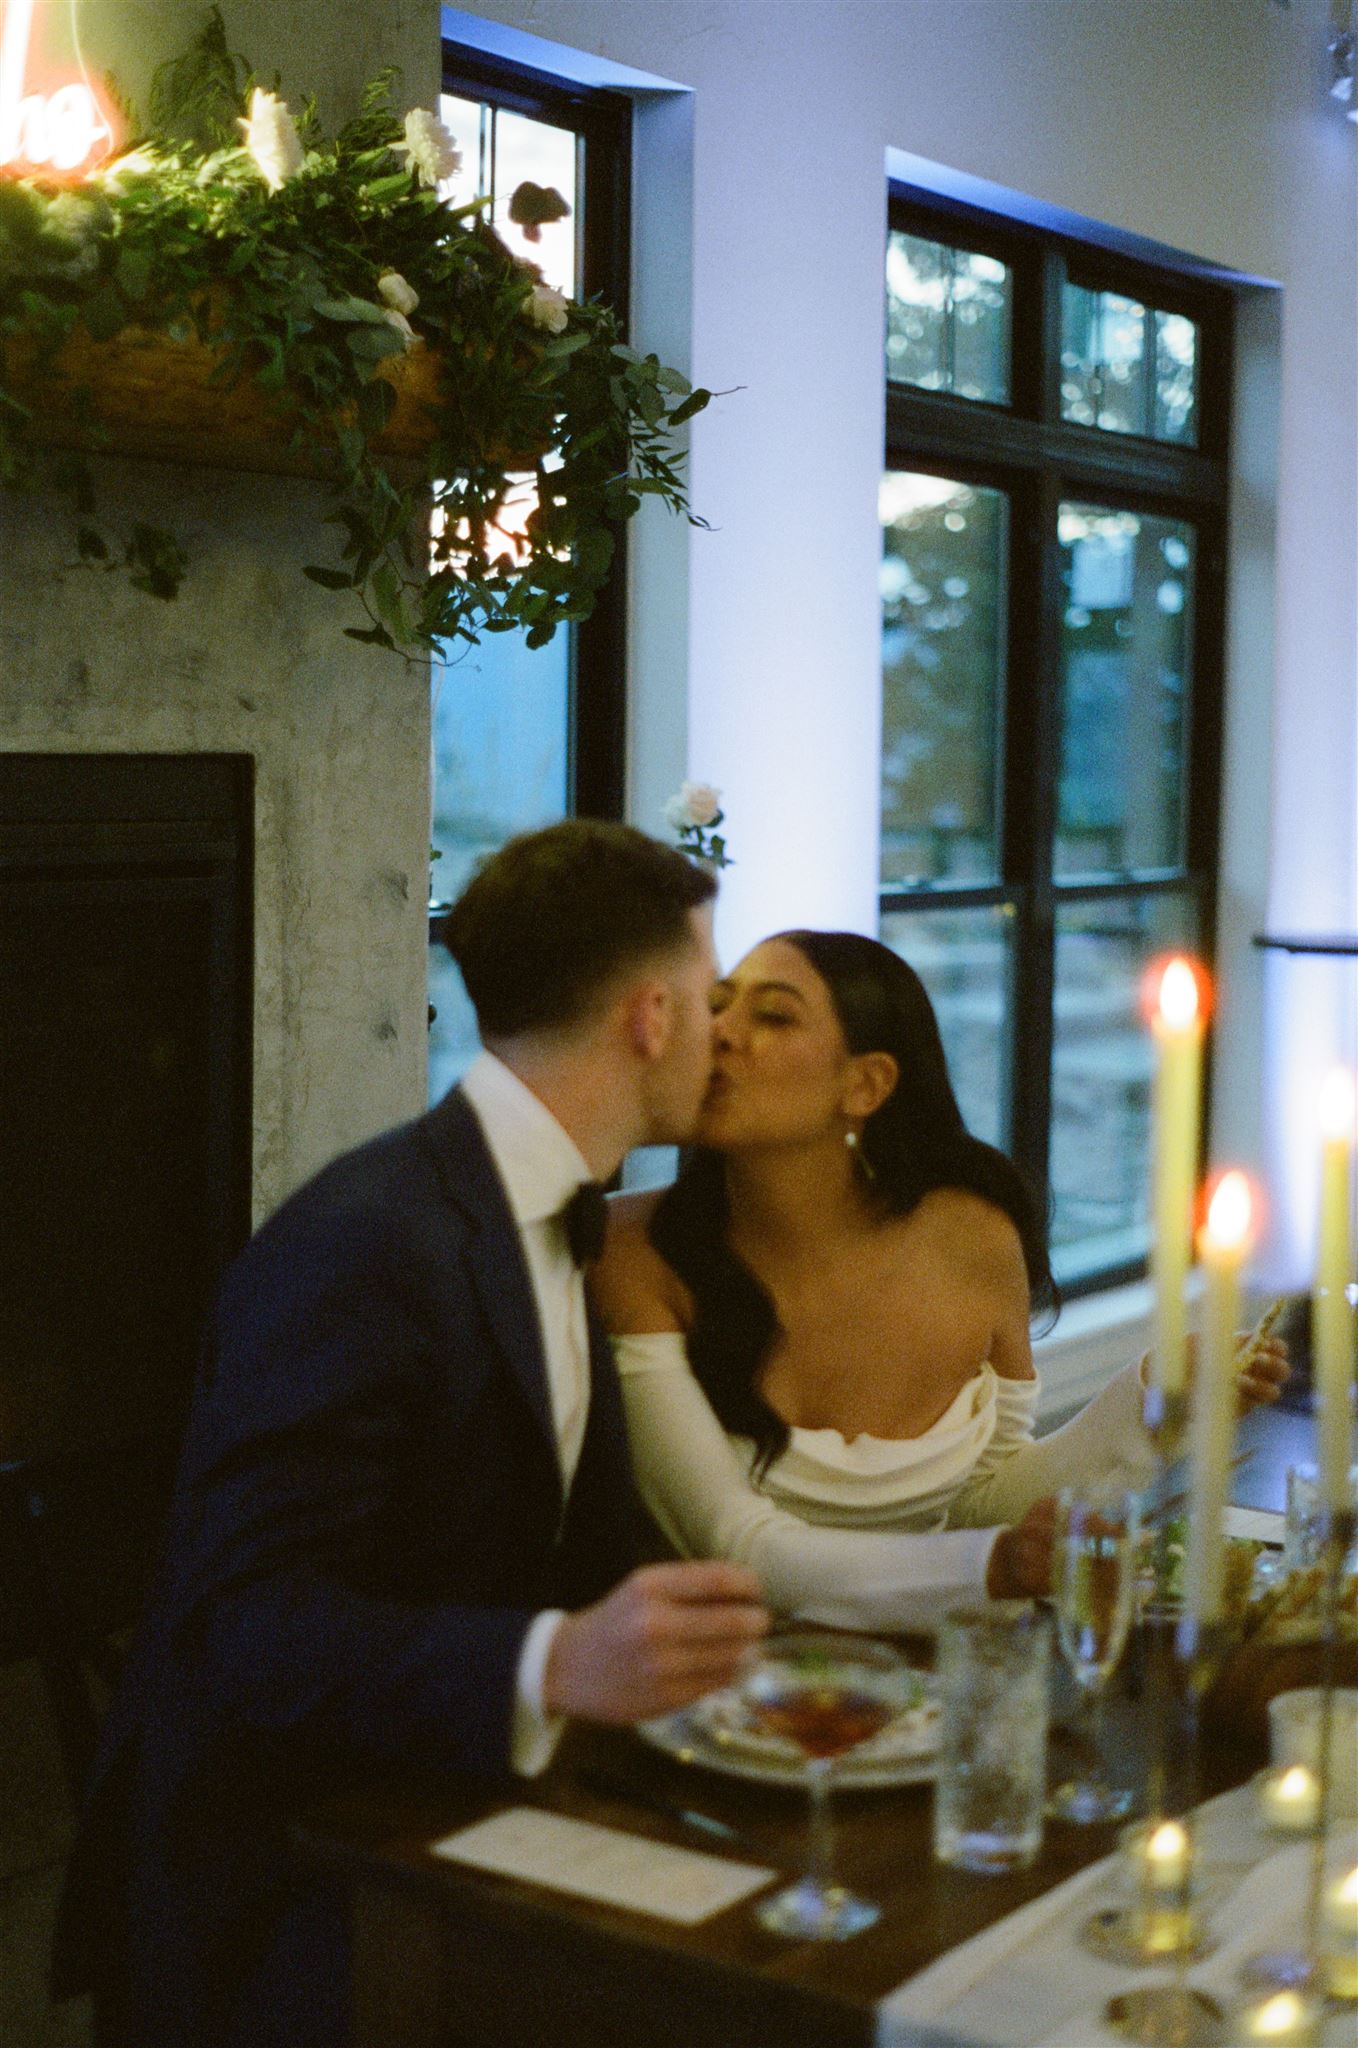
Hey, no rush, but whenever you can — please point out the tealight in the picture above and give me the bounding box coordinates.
[1122,1817,1195,1953]
[1256,1764,1321,1834]
[1323,1864,1358,2001]
[1234,1989,1320,2045]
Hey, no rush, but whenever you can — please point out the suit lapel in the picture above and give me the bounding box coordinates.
[421,1087,560,1470]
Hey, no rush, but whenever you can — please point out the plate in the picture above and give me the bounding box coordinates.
[637,1679,941,1790]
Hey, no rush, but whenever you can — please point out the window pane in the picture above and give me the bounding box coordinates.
[1062,284,1199,446]
[439,96,579,294]
[1055,504,1195,878]
[430,86,588,1107]
[886,231,1011,403]
[880,473,1007,888]
[428,628,571,1100]
[1049,892,1198,1285]
[1154,310,1198,445]
[880,905,1013,1148]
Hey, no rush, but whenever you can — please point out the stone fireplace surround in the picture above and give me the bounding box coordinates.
[0,451,431,1229]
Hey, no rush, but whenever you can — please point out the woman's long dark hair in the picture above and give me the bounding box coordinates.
[649,930,1057,1474]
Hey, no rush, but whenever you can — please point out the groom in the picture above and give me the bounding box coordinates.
[55,819,768,2048]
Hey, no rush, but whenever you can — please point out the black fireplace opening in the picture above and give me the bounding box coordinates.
[0,754,253,1706]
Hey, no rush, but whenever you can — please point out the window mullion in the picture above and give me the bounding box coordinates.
[1003,471,1064,1203]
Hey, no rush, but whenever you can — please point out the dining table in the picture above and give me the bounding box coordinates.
[291,1410,1349,2048]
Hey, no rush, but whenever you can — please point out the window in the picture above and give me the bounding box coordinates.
[880,189,1232,1292]
[427,48,631,1100]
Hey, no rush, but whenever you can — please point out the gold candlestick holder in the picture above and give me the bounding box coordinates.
[1098,1388,1232,2045]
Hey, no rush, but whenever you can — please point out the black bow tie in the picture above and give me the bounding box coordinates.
[561,1180,607,1267]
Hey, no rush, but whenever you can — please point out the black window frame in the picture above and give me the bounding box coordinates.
[433,40,633,877]
[883,184,1235,1296]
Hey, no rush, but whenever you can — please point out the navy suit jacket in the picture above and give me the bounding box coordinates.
[53,1087,641,2048]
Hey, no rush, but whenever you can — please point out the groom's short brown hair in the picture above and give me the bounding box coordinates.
[442,819,716,1038]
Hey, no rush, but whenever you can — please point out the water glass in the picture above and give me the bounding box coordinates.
[1284,1462,1358,1571]
[933,1603,1051,1874]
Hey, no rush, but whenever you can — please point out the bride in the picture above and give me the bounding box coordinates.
[594,930,1287,1634]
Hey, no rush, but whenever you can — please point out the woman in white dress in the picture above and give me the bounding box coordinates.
[594,931,1287,1634]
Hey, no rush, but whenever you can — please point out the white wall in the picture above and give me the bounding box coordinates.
[451,0,1358,1286]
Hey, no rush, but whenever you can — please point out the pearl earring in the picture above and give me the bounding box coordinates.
[845,1128,876,1183]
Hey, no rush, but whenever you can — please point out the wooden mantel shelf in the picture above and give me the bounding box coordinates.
[6,321,447,481]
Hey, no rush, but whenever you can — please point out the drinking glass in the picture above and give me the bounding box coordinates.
[1285,1463,1358,1572]
[1048,1486,1139,1824]
[934,1603,1051,1873]
[735,1628,914,1939]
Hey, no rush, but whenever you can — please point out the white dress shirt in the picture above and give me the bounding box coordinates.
[458,1050,597,1773]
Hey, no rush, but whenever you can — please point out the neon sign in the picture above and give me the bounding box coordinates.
[1,0,115,177]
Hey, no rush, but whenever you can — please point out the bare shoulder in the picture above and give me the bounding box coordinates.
[911,1189,1035,1372]
[915,1185,1021,1262]
[592,1189,693,1333]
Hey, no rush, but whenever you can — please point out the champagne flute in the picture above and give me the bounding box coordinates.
[1048,1486,1139,1824]
[735,1627,914,1940]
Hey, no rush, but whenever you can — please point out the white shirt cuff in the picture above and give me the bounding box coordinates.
[511,1608,568,1777]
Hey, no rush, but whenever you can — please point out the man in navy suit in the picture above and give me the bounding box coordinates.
[55,819,768,2048]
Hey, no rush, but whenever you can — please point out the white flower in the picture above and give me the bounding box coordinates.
[41,191,104,276]
[523,281,570,335]
[380,308,417,350]
[377,270,419,317]
[395,108,461,188]
[239,88,304,192]
[669,781,723,829]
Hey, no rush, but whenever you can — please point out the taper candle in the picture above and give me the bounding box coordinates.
[1314,1067,1355,1513]
[1183,1170,1252,1625]
[1147,958,1205,1400]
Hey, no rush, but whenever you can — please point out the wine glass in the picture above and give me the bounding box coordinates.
[734,1627,914,1940]
[1048,1486,1139,1825]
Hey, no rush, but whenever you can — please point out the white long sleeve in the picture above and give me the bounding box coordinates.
[944,1359,1157,1526]
[614,1334,998,1634]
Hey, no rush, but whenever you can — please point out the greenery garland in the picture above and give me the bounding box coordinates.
[0,10,710,655]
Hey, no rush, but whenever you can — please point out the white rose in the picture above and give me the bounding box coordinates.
[678,781,722,828]
[396,108,461,189]
[523,281,570,334]
[380,307,417,350]
[377,270,419,316]
[239,88,304,193]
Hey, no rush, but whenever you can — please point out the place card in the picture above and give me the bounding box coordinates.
[431,1808,776,1926]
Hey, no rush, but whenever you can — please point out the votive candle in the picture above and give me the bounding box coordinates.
[1126,1818,1194,1953]
[1314,1067,1356,1514]
[1323,1864,1358,2001]
[1256,1764,1320,1834]
[1234,1990,1320,2044]
[1183,1171,1252,1626]
[1147,958,1205,1401]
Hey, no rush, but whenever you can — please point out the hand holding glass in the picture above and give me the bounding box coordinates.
[1049,1487,1138,1824]
[735,1628,914,1939]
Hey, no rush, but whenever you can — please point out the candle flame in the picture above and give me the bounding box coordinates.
[1338,1865,1358,1907]
[1146,1819,1188,1862]
[1158,957,1201,1032]
[1205,1169,1252,1250]
[1276,1765,1315,1799]
[1319,1065,1357,1143]
[1249,1992,1309,2037]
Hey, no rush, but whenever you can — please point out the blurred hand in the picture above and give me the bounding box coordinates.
[986,1496,1057,1600]
[1233,1331,1289,1415]
[544,1560,769,1725]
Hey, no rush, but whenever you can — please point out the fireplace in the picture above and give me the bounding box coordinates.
[0,753,254,1466]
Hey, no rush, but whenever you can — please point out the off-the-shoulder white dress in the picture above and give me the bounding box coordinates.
[613,1334,1157,1634]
